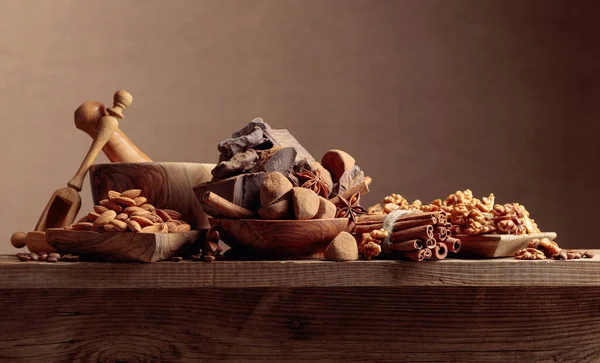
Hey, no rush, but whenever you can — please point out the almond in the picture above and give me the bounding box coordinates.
[124,206,146,215]
[64,225,75,230]
[170,220,183,225]
[121,189,142,199]
[140,224,161,233]
[72,222,93,230]
[131,210,152,217]
[108,190,121,200]
[130,215,154,227]
[157,223,169,233]
[112,196,136,207]
[127,220,142,232]
[174,224,191,233]
[102,201,123,213]
[103,224,116,232]
[155,209,172,222]
[93,210,117,228]
[110,219,128,232]
[165,221,178,233]
[140,203,155,212]
[134,197,148,206]
[87,212,100,221]
[116,213,129,221]
[99,199,109,205]
[93,205,109,214]
[76,215,90,223]
[146,214,164,224]
[163,209,182,220]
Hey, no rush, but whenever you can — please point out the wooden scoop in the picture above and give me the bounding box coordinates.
[10,114,120,252]
[36,114,120,230]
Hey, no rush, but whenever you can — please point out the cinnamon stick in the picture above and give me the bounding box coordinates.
[201,191,255,219]
[424,238,437,249]
[443,237,461,253]
[390,225,433,242]
[433,226,447,240]
[391,239,423,252]
[433,233,447,242]
[330,177,372,207]
[433,243,448,259]
[423,248,433,259]
[437,213,448,225]
[356,211,438,225]
[354,217,436,235]
[400,249,426,261]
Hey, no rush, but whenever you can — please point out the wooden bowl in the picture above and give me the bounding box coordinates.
[90,162,215,229]
[210,218,354,259]
[455,232,558,258]
[46,228,201,263]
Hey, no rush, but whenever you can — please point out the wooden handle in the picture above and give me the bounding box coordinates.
[68,116,120,191]
[73,96,152,163]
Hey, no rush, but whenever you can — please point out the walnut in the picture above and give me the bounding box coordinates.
[515,248,546,260]
[357,229,388,260]
[529,238,561,258]
[367,204,384,215]
[497,219,518,234]
[382,193,407,206]
[383,203,400,214]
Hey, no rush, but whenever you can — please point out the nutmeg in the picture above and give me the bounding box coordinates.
[313,196,336,219]
[260,172,293,207]
[321,149,355,183]
[258,199,291,220]
[325,231,358,261]
[291,187,320,220]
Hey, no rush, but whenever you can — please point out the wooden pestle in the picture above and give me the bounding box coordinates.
[74,90,152,163]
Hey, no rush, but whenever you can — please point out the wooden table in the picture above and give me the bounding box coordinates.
[1,254,599,362]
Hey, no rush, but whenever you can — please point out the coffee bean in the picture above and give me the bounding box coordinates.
[30,253,39,261]
[38,253,48,262]
[203,255,216,262]
[48,252,62,261]
[46,257,58,263]
[191,254,202,261]
[171,256,183,262]
[16,253,30,262]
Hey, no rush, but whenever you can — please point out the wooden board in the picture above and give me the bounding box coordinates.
[90,162,215,229]
[2,253,600,360]
[455,232,558,258]
[46,229,201,263]
[0,252,598,289]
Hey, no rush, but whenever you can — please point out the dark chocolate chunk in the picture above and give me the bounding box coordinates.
[211,149,259,181]
[263,128,314,162]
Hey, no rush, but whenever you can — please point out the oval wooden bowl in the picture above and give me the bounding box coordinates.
[90,162,215,229]
[210,218,354,259]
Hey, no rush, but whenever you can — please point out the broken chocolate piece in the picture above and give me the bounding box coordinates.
[231,117,271,138]
[330,165,364,198]
[252,147,297,176]
[194,173,266,215]
[218,126,269,162]
[211,149,259,181]
[263,128,314,162]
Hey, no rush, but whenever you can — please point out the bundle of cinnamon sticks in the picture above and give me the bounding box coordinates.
[355,211,461,261]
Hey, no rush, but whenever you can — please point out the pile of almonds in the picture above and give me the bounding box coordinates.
[66,189,191,233]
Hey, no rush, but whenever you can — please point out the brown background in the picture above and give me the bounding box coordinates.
[1,0,598,253]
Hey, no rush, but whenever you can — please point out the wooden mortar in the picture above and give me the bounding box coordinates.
[90,162,215,229]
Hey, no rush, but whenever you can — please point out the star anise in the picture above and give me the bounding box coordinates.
[336,192,367,222]
[294,168,330,198]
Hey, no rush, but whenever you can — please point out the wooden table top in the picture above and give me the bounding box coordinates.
[1,252,599,289]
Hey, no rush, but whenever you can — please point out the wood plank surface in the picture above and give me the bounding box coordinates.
[1,287,599,362]
[1,252,599,288]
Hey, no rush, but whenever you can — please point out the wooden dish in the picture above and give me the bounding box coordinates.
[455,232,558,258]
[90,162,215,229]
[46,228,201,262]
[210,218,354,259]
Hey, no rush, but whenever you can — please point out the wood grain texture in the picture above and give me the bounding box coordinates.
[46,229,200,262]
[90,162,215,229]
[1,252,599,289]
[457,232,558,258]
[0,287,599,362]
[211,218,354,258]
